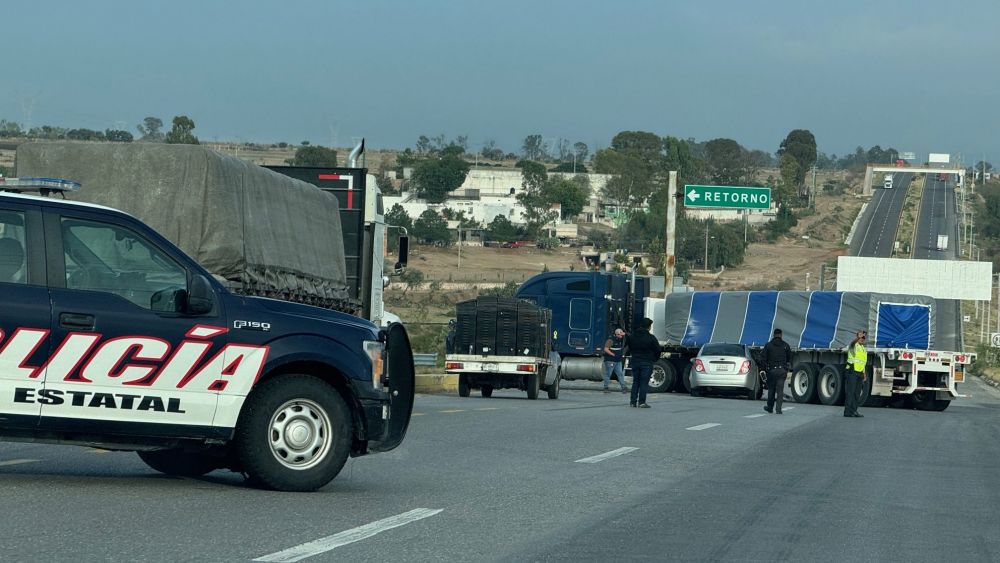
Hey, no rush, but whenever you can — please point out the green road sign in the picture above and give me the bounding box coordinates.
[683,185,771,209]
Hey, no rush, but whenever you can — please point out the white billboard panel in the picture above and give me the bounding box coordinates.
[928,153,951,164]
[900,151,917,160]
[837,257,993,300]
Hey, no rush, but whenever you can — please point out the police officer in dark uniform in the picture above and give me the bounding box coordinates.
[762,328,792,414]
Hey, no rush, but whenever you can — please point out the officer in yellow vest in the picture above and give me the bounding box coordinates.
[844,330,868,417]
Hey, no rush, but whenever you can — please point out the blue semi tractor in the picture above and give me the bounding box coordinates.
[514,271,651,386]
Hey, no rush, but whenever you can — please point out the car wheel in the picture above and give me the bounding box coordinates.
[137,449,221,477]
[525,372,540,400]
[458,374,470,398]
[789,362,819,403]
[690,386,703,397]
[234,374,352,492]
[546,371,561,400]
[648,359,676,393]
[817,364,844,406]
[481,385,493,398]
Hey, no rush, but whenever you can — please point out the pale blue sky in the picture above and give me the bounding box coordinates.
[4,0,997,163]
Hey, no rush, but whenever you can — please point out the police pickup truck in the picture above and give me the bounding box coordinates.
[0,178,414,491]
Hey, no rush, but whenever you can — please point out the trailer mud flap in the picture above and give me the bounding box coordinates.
[370,322,415,452]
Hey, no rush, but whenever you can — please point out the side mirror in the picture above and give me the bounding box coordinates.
[394,235,409,274]
[186,274,215,315]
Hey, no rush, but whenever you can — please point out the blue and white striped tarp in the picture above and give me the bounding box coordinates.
[649,291,935,351]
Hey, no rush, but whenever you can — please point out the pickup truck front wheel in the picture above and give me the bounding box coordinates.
[235,375,352,492]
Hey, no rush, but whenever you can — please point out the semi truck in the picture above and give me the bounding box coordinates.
[444,296,559,399]
[937,235,949,251]
[5,141,415,490]
[649,290,972,411]
[513,271,973,411]
[514,271,648,386]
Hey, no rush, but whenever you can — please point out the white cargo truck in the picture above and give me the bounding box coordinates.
[936,235,949,251]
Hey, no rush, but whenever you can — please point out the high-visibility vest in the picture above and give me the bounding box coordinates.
[846,343,867,372]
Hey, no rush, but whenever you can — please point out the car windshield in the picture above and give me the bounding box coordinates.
[700,344,745,357]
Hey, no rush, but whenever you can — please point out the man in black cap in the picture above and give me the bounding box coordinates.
[627,317,661,409]
[762,328,792,414]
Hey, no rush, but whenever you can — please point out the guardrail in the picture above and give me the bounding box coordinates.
[413,353,439,367]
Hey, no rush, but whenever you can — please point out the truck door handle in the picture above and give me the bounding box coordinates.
[60,313,95,330]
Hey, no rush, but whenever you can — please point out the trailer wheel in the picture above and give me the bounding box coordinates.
[908,391,946,411]
[458,374,470,397]
[525,372,540,400]
[481,385,493,398]
[817,364,845,406]
[648,360,676,393]
[789,363,818,403]
[928,399,951,411]
[546,371,561,400]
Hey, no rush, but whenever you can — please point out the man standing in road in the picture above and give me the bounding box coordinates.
[627,318,661,409]
[602,328,628,394]
[762,328,792,414]
[844,330,868,418]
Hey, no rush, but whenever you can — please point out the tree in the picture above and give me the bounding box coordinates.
[411,154,471,203]
[704,138,744,185]
[0,119,24,138]
[522,134,548,161]
[136,117,164,142]
[415,135,432,155]
[385,204,412,253]
[286,145,338,166]
[550,161,588,173]
[776,129,817,188]
[164,115,199,145]
[542,177,590,219]
[486,214,520,243]
[778,153,799,205]
[66,128,105,141]
[105,129,134,143]
[515,160,557,237]
[412,209,451,245]
[573,142,589,163]
[480,139,504,161]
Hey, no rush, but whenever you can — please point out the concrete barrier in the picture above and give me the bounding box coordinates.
[415,373,457,394]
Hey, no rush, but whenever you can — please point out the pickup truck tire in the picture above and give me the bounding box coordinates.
[546,372,561,400]
[789,363,819,404]
[481,385,494,398]
[525,373,540,400]
[234,374,352,492]
[458,374,471,397]
[648,360,676,393]
[137,449,220,477]
[817,364,845,406]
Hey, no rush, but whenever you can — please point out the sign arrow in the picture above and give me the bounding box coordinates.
[686,190,700,202]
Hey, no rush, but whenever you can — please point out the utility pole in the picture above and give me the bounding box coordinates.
[704,225,710,272]
[457,224,462,268]
[664,171,678,293]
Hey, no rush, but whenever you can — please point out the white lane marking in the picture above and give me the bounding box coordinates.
[784,406,795,411]
[744,413,767,418]
[254,508,443,562]
[687,423,721,431]
[574,447,639,464]
[0,459,39,466]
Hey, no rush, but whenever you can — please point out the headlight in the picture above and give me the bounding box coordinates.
[363,340,386,390]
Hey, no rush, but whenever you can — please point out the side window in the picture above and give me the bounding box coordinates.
[61,218,187,310]
[569,298,592,330]
[0,210,28,285]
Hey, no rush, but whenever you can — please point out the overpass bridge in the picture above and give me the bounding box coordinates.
[862,163,965,196]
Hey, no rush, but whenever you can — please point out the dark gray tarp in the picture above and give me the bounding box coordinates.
[15,142,349,306]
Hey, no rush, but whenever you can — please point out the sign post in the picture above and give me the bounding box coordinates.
[683,185,772,210]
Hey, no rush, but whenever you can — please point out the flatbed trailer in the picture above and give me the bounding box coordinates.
[647,290,974,411]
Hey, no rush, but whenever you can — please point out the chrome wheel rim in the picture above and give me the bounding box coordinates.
[649,367,665,388]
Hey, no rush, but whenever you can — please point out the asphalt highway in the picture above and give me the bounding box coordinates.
[912,174,963,351]
[3,379,1000,562]
[850,172,912,257]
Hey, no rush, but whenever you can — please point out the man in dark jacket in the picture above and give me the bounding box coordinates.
[627,317,661,409]
[762,328,792,414]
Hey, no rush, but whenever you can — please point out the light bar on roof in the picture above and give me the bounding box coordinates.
[0,177,82,192]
